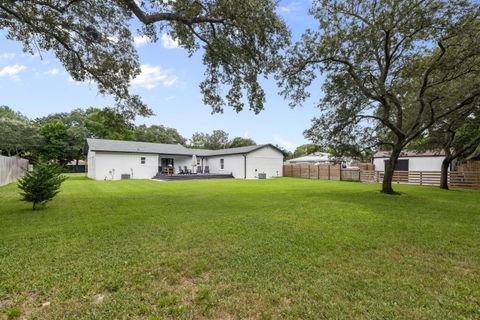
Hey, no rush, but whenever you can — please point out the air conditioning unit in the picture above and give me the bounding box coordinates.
[258,173,266,179]
[121,174,131,180]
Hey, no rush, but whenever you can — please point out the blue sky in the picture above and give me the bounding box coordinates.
[0,0,321,151]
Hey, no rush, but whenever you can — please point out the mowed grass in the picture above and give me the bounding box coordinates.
[0,176,479,319]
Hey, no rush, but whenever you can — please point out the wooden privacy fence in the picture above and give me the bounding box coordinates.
[0,155,29,186]
[283,164,367,182]
[283,164,480,188]
[360,170,480,188]
[284,164,342,180]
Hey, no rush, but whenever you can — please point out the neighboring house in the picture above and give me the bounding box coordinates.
[286,152,332,165]
[286,152,359,168]
[66,160,86,172]
[86,138,284,180]
[373,150,449,171]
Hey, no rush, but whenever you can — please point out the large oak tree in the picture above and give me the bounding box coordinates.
[0,1,289,116]
[279,0,480,194]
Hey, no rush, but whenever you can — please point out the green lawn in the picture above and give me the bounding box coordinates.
[0,176,479,319]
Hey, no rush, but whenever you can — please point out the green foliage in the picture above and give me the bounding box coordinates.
[229,137,256,148]
[280,0,480,192]
[134,125,186,145]
[189,130,229,149]
[40,122,71,165]
[3,307,21,319]
[292,144,321,158]
[84,107,134,140]
[17,162,67,210]
[0,1,289,115]
[0,106,41,160]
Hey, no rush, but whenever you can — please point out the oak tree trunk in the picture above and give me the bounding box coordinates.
[440,158,450,190]
[381,147,402,194]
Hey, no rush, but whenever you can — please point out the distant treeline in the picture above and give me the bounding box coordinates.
[0,106,272,165]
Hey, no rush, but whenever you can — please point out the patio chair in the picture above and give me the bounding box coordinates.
[178,166,185,174]
[204,166,210,174]
[184,166,192,174]
[197,167,203,174]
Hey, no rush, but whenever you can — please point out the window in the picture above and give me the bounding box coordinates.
[141,157,146,164]
[220,158,224,169]
[384,159,409,171]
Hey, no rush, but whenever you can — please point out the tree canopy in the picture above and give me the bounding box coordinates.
[189,130,229,149]
[280,0,480,193]
[0,106,41,159]
[229,137,256,148]
[0,1,289,115]
[134,125,186,145]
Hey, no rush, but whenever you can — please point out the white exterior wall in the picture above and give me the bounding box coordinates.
[87,145,284,180]
[204,146,283,179]
[246,146,283,178]
[205,154,245,178]
[373,156,446,172]
[89,152,158,180]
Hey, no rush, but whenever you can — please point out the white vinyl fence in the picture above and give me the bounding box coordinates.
[0,155,29,186]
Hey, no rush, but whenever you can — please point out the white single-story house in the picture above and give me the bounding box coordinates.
[373,150,450,171]
[86,138,285,180]
[286,152,332,165]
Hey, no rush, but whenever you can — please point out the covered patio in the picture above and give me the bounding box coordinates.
[158,154,206,176]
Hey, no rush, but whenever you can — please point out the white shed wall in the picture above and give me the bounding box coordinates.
[373,156,446,172]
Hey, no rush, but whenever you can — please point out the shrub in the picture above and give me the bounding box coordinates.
[18,162,67,210]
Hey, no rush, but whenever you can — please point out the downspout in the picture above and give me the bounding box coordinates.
[243,154,247,179]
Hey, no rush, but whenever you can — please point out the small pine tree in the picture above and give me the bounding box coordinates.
[18,162,67,210]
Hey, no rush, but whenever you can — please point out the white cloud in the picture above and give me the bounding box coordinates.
[45,68,60,75]
[273,135,297,151]
[131,64,178,89]
[161,33,180,49]
[0,52,16,60]
[0,64,27,79]
[134,35,149,47]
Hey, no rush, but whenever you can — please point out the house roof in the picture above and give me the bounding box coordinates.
[87,138,285,157]
[373,150,445,158]
[287,152,331,163]
[87,138,193,155]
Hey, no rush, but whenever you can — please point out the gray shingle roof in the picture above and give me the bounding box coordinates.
[87,138,192,155]
[87,138,285,157]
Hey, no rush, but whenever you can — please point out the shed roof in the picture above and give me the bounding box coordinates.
[373,150,445,158]
[87,138,285,157]
[287,152,331,163]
